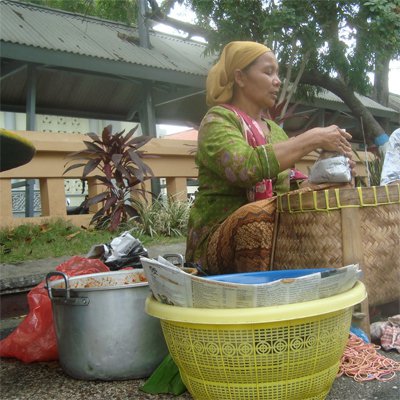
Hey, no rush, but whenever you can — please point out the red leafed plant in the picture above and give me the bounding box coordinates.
[64,125,153,231]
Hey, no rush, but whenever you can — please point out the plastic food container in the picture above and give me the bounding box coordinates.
[206,268,332,284]
[146,281,366,400]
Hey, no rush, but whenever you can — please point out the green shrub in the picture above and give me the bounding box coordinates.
[129,195,192,238]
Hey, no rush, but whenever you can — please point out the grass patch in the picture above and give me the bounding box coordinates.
[0,218,185,264]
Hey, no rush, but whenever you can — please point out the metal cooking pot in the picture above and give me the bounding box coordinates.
[46,269,168,380]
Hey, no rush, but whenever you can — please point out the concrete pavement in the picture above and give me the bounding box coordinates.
[1,241,399,399]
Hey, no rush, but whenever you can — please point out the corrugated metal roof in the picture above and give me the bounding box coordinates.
[313,89,396,114]
[0,0,213,76]
[389,93,400,124]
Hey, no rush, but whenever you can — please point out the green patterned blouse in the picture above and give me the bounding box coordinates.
[185,105,291,269]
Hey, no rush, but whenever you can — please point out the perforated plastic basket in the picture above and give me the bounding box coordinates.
[146,282,366,400]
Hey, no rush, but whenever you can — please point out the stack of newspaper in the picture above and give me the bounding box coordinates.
[140,256,362,309]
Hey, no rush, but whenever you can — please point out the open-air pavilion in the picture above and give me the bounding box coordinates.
[1,0,398,140]
[0,0,399,220]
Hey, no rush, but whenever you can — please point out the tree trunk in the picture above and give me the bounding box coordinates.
[374,54,390,107]
[300,70,385,142]
[373,53,390,133]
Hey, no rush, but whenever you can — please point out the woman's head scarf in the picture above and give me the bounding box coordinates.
[206,41,272,107]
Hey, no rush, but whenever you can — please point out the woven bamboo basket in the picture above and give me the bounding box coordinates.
[272,185,400,306]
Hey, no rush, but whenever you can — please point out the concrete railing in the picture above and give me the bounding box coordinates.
[0,131,198,228]
[0,131,370,229]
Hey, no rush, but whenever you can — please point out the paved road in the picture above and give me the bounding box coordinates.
[1,352,399,400]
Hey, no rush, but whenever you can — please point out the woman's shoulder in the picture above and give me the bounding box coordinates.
[201,105,242,128]
[206,105,237,117]
[263,118,289,140]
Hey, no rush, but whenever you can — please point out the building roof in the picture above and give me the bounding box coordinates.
[305,89,397,117]
[0,0,212,81]
[388,93,400,125]
[0,0,212,125]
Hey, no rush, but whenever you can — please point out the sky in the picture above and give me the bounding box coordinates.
[388,61,400,96]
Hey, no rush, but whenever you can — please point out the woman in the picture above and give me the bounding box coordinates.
[186,41,354,275]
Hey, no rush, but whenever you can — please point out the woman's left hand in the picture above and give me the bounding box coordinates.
[348,158,357,177]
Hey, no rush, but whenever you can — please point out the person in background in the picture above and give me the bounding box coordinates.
[380,128,400,186]
[185,41,355,276]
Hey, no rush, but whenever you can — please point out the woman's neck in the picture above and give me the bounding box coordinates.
[230,99,263,123]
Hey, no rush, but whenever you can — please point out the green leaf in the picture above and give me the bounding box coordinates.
[140,354,186,396]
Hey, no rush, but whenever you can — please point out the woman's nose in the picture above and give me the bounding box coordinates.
[273,75,281,86]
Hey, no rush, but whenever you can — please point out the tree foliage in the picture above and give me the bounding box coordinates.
[28,0,138,25]
[183,0,400,141]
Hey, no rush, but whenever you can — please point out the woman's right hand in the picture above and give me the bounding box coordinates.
[273,125,353,172]
[306,125,353,157]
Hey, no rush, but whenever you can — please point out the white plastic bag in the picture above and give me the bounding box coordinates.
[86,231,148,270]
[309,152,351,184]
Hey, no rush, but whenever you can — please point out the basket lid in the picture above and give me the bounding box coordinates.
[277,185,400,213]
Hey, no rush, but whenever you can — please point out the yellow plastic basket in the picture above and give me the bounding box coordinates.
[146,282,366,400]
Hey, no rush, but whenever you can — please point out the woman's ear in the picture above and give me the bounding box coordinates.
[233,69,245,88]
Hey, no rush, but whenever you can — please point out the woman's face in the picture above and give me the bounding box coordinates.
[235,52,281,109]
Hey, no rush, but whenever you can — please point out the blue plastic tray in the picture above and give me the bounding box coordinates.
[205,268,335,284]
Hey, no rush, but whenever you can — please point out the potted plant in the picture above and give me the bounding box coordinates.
[64,124,154,231]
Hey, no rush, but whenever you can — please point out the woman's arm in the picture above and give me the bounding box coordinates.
[197,107,284,187]
[272,125,353,171]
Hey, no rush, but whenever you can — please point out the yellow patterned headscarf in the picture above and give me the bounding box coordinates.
[206,41,272,107]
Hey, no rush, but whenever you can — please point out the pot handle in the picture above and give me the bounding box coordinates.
[45,272,90,306]
[163,253,185,268]
[45,271,70,301]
